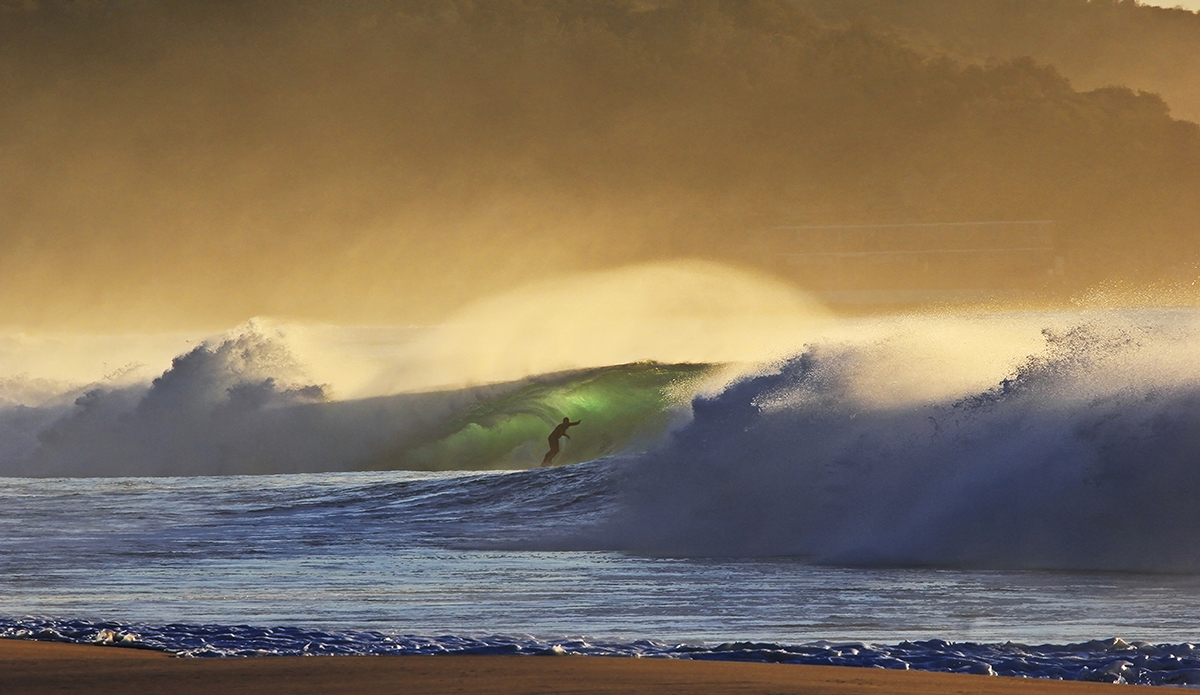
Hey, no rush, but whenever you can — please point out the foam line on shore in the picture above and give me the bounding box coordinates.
[3,619,1197,686]
[0,640,1162,695]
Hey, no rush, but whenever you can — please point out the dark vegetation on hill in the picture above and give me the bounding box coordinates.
[798,0,1200,124]
[1,1,1198,326]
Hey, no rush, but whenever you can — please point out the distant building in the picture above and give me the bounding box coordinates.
[766,220,1064,306]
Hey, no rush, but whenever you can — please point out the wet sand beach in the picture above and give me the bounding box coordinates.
[0,639,1159,694]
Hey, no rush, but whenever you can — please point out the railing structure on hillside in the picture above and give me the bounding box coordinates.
[766,220,1064,306]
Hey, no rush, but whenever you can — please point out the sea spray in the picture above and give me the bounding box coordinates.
[0,261,830,476]
[368,260,833,394]
[0,323,711,476]
[586,309,1200,572]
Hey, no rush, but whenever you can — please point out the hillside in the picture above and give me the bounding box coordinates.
[1,0,1198,325]
[798,0,1200,124]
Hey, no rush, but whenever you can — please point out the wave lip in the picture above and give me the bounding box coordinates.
[0,318,710,476]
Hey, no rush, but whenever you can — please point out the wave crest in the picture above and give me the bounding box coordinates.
[592,312,1200,572]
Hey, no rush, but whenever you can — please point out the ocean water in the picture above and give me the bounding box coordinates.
[6,297,1200,685]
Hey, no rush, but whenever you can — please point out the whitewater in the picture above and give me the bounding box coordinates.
[6,264,1200,685]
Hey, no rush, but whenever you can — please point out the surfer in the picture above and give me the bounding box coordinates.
[541,417,581,466]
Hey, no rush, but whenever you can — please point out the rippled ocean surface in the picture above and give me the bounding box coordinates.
[2,466,1198,642]
[4,467,1200,685]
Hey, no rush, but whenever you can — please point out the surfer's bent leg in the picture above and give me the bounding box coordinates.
[541,438,559,466]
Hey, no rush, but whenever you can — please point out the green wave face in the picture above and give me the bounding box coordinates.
[375,362,714,471]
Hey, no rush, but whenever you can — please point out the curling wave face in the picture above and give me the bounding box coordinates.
[0,327,709,476]
[0,260,827,476]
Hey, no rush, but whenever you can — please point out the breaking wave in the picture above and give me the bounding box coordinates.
[580,309,1200,572]
[8,302,1200,574]
[0,325,708,477]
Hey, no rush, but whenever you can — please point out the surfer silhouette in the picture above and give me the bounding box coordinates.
[541,417,581,466]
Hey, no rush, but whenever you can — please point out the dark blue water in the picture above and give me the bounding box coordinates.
[3,467,1200,685]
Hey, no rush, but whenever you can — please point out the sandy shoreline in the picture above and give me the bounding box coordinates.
[0,639,1162,694]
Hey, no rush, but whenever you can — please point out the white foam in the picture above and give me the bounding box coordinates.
[598,307,1200,573]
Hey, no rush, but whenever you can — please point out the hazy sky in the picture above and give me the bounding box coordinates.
[2,1,1198,332]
